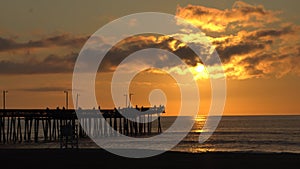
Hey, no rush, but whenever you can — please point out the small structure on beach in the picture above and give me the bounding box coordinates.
[60,122,79,149]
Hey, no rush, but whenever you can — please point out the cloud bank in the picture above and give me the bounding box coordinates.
[0,1,299,80]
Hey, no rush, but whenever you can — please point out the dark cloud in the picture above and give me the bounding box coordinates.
[34,34,88,48]
[0,34,88,52]
[0,33,89,74]
[0,37,20,51]
[234,3,267,15]
[0,34,201,74]
[98,34,199,72]
[244,65,264,76]
[240,53,270,65]
[236,52,298,79]
[248,26,294,40]
[0,52,77,74]
[216,42,266,62]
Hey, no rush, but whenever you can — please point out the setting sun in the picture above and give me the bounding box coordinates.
[195,64,205,73]
[189,63,209,80]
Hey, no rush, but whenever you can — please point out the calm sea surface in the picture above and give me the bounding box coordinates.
[1,115,300,154]
[164,116,300,153]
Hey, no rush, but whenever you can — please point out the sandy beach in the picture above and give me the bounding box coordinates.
[0,149,299,169]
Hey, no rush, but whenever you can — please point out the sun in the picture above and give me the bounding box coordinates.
[195,64,205,73]
[190,63,209,80]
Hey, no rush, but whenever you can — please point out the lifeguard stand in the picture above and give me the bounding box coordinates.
[59,122,79,149]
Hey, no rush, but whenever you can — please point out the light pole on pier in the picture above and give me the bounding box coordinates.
[129,93,134,107]
[76,93,79,109]
[64,90,69,109]
[124,94,128,108]
[2,90,8,109]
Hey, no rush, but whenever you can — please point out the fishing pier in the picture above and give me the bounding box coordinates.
[0,106,164,147]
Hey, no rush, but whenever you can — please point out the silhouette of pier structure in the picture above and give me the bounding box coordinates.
[0,106,165,145]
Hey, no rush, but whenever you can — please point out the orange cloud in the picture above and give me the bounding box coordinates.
[176,1,300,80]
[176,1,279,33]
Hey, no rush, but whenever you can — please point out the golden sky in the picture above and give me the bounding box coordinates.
[0,0,300,115]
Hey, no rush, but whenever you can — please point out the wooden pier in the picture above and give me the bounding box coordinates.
[0,106,164,145]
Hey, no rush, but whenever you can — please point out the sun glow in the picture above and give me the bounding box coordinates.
[190,63,209,80]
[195,64,205,73]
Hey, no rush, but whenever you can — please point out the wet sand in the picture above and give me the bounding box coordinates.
[0,149,299,169]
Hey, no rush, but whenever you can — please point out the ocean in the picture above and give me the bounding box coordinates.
[1,115,300,154]
[1,115,299,169]
[166,115,300,153]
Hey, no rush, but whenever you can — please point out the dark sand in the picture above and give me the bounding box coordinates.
[0,149,299,169]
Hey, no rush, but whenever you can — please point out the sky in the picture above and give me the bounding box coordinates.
[0,0,300,115]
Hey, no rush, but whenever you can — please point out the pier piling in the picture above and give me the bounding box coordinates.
[0,106,165,145]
